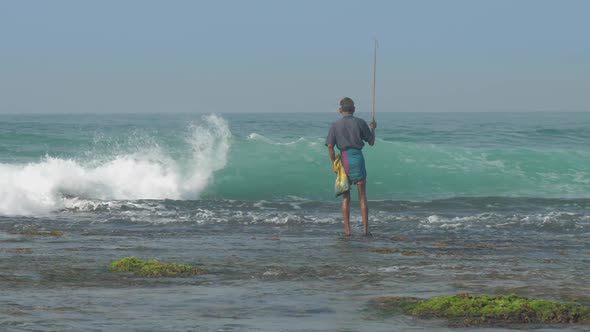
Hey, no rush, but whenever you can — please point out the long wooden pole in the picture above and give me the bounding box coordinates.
[372,39,378,123]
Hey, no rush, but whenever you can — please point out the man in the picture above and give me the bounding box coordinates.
[326,97,376,236]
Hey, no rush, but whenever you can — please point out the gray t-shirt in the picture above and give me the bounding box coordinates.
[325,115,372,151]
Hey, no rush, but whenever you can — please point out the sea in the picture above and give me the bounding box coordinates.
[1,112,589,331]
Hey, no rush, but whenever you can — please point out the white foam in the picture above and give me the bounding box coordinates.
[246,133,271,142]
[182,114,232,197]
[262,269,281,277]
[426,215,444,223]
[246,133,306,146]
[0,114,231,216]
[60,197,159,212]
[378,266,401,273]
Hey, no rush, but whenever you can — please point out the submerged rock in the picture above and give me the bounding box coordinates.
[13,248,33,254]
[369,247,424,256]
[370,293,590,326]
[14,230,64,236]
[108,256,207,278]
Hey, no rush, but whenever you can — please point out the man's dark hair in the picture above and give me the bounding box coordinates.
[339,97,355,113]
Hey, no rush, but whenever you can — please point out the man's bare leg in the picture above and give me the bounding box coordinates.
[342,190,351,236]
[357,181,369,236]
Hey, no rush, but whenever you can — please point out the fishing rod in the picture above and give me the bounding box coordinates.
[372,39,378,123]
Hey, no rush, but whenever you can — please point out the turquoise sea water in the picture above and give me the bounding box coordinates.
[1,112,590,331]
[1,112,589,213]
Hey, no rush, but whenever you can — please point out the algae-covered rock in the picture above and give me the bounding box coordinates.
[371,293,590,326]
[108,256,145,272]
[108,256,207,278]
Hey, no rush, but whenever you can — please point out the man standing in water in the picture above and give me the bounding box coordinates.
[326,97,376,236]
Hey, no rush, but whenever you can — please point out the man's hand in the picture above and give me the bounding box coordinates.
[368,121,376,146]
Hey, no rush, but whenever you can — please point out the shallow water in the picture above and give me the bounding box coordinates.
[2,198,589,331]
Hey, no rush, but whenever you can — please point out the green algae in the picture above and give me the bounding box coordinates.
[371,294,590,326]
[108,256,207,278]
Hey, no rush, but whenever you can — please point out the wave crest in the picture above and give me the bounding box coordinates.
[0,114,231,216]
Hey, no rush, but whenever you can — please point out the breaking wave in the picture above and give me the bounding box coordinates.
[0,114,231,215]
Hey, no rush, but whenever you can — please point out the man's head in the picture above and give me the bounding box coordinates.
[339,97,355,114]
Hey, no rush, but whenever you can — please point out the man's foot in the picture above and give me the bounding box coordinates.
[364,232,373,238]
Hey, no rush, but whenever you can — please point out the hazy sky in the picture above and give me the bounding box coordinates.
[1,0,589,113]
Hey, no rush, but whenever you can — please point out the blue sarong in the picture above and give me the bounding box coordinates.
[341,148,366,184]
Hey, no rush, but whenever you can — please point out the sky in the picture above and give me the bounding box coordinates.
[0,0,589,113]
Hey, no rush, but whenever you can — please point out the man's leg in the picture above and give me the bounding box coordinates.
[342,190,351,236]
[357,181,369,236]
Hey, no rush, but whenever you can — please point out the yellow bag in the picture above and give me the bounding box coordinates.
[333,154,350,196]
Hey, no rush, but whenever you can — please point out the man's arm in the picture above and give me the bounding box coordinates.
[327,144,336,163]
[326,125,337,163]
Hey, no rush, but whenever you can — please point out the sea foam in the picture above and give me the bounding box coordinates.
[0,114,231,216]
